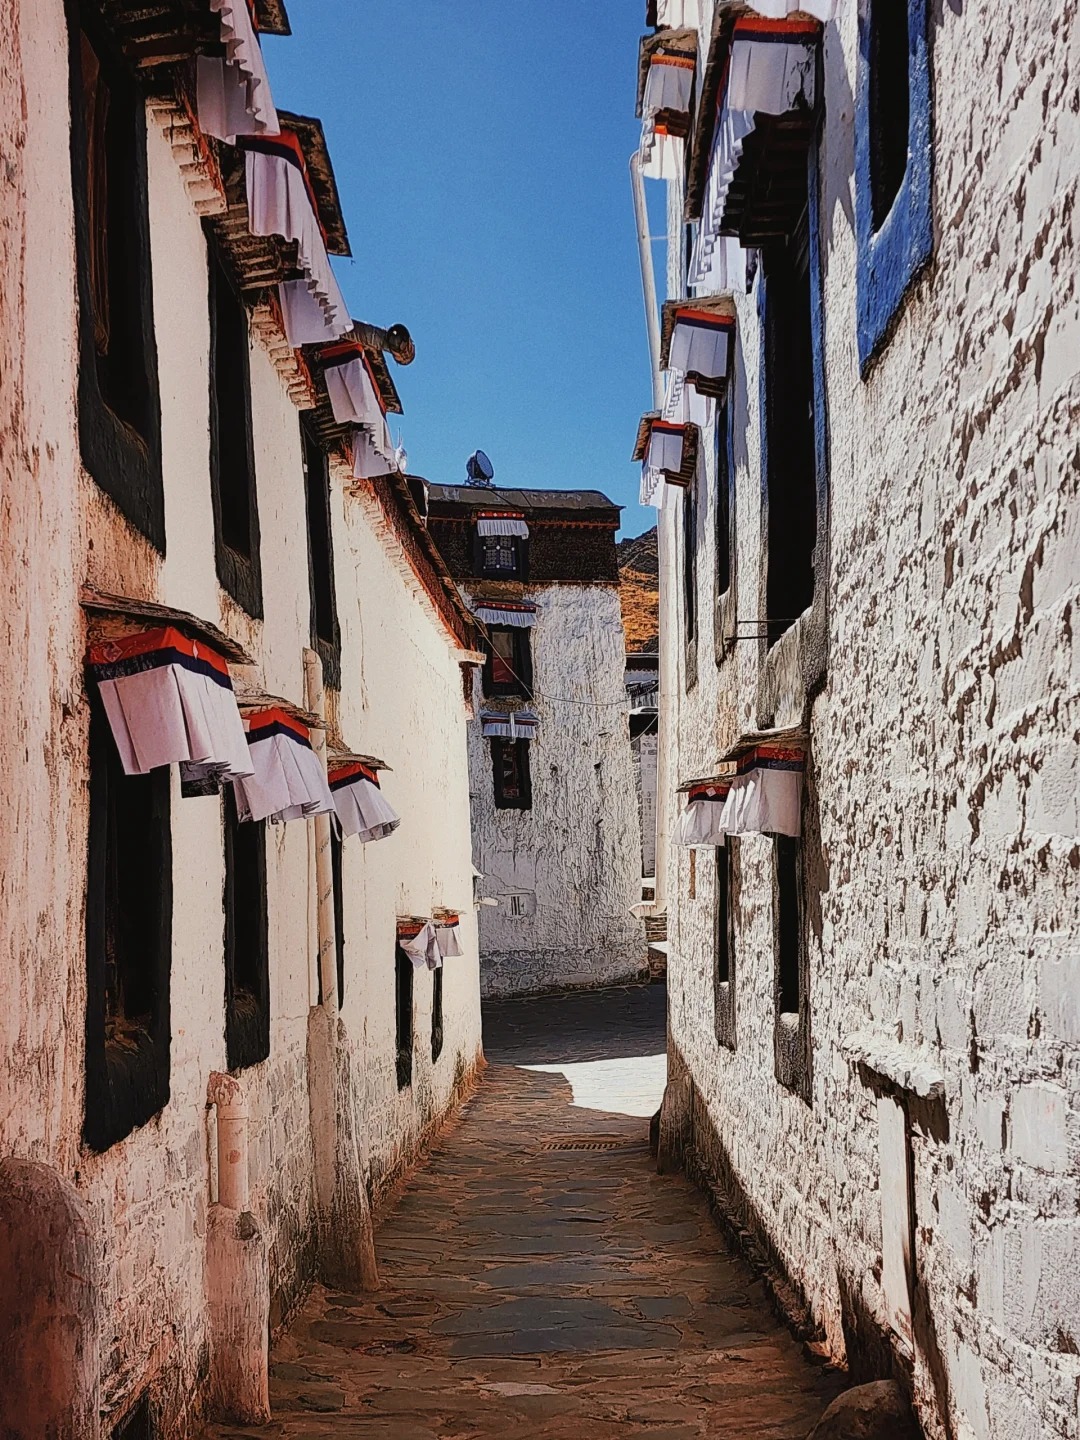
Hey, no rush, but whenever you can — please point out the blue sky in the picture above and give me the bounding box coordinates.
[263,1,663,539]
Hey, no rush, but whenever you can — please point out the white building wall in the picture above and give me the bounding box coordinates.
[0,4,481,1429]
[467,582,646,996]
[659,4,1080,1440]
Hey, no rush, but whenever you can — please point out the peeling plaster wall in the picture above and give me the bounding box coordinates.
[0,5,480,1430]
[660,4,1080,1440]
[467,583,646,997]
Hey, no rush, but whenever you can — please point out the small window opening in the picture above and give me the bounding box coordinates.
[868,0,911,231]
[683,479,698,643]
[775,835,802,1016]
[714,840,737,1049]
[484,626,532,698]
[491,738,532,811]
[763,175,817,647]
[715,394,732,597]
[479,534,521,577]
[224,788,269,1072]
[112,1393,154,1440]
[84,693,171,1153]
[715,846,731,986]
[331,828,345,1007]
[431,967,444,1063]
[301,419,341,688]
[395,945,414,1089]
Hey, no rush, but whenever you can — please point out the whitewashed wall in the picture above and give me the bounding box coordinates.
[660,4,1080,1440]
[466,582,646,996]
[0,5,480,1430]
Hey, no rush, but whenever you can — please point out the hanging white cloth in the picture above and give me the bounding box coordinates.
[351,419,398,479]
[669,308,733,381]
[690,232,748,296]
[476,514,529,539]
[480,711,539,740]
[473,603,536,628]
[642,54,695,117]
[196,0,279,144]
[400,921,440,971]
[328,762,401,843]
[89,627,252,780]
[655,0,705,28]
[321,345,385,427]
[639,123,685,183]
[646,420,685,476]
[231,708,335,824]
[435,920,463,959]
[675,785,731,847]
[744,0,834,20]
[718,747,804,838]
[244,142,350,345]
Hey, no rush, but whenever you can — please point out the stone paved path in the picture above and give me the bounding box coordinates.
[207,984,841,1438]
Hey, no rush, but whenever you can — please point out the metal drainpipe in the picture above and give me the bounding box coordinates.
[630,151,671,918]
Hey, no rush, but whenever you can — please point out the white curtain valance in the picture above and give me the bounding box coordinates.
[655,0,705,27]
[322,345,385,428]
[744,0,834,19]
[646,420,686,477]
[676,793,730,847]
[399,920,462,970]
[639,123,685,182]
[351,419,398,479]
[328,762,401,843]
[690,232,748,296]
[718,746,805,838]
[88,627,252,781]
[476,514,529,539]
[244,143,350,346]
[196,0,279,144]
[642,54,695,117]
[231,708,335,824]
[669,308,734,382]
[434,920,463,958]
[480,710,539,740]
[473,603,536,628]
[694,22,817,278]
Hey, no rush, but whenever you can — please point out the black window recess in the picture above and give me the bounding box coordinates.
[683,478,698,643]
[715,393,732,598]
[331,827,346,1007]
[473,531,528,580]
[395,945,414,1089]
[84,692,172,1152]
[301,419,341,689]
[776,835,802,1017]
[491,738,532,811]
[223,788,269,1071]
[431,967,444,1063]
[208,233,262,617]
[868,0,911,231]
[483,626,532,698]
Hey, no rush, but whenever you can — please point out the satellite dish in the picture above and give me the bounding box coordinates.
[466,450,495,485]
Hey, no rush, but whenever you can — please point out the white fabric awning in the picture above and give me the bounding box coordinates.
[196,0,279,144]
[399,921,440,971]
[89,626,252,781]
[718,745,805,838]
[646,421,686,477]
[642,53,695,116]
[351,420,398,479]
[744,0,834,19]
[328,761,401,843]
[244,141,350,346]
[476,514,529,539]
[473,603,536,628]
[694,19,817,276]
[434,919,463,958]
[480,710,539,740]
[639,123,685,182]
[321,344,385,428]
[655,0,705,26]
[231,708,335,824]
[676,799,729,847]
[668,307,734,381]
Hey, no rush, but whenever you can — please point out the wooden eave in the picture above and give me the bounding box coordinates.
[98,0,217,73]
[253,0,290,35]
[327,750,392,772]
[631,414,700,486]
[632,411,661,463]
[684,3,752,220]
[721,724,808,762]
[659,297,736,399]
[235,691,325,728]
[718,108,817,245]
[81,585,255,665]
[635,28,698,118]
[277,109,351,257]
[210,146,298,301]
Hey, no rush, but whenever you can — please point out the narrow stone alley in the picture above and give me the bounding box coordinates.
[206,986,841,1439]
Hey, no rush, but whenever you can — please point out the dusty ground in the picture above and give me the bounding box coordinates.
[206,984,842,1438]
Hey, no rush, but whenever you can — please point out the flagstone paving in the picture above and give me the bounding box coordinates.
[206,984,842,1438]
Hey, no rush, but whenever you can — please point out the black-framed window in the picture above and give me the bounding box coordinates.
[395,946,414,1089]
[775,835,802,1020]
[431,967,444,1063]
[715,393,732,599]
[223,788,269,1071]
[714,842,736,1051]
[208,232,262,617]
[68,0,163,549]
[474,532,527,580]
[301,419,341,689]
[331,828,345,1007]
[483,626,532,698]
[683,477,698,645]
[491,738,532,810]
[84,692,171,1152]
[762,177,817,648]
[854,0,933,366]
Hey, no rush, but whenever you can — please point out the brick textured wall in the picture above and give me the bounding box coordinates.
[660,5,1080,1439]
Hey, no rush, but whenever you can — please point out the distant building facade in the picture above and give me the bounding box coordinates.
[635,3,1080,1440]
[0,2,481,1433]
[428,485,646,996]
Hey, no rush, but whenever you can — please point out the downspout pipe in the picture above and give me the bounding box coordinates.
[630,151,671,917]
